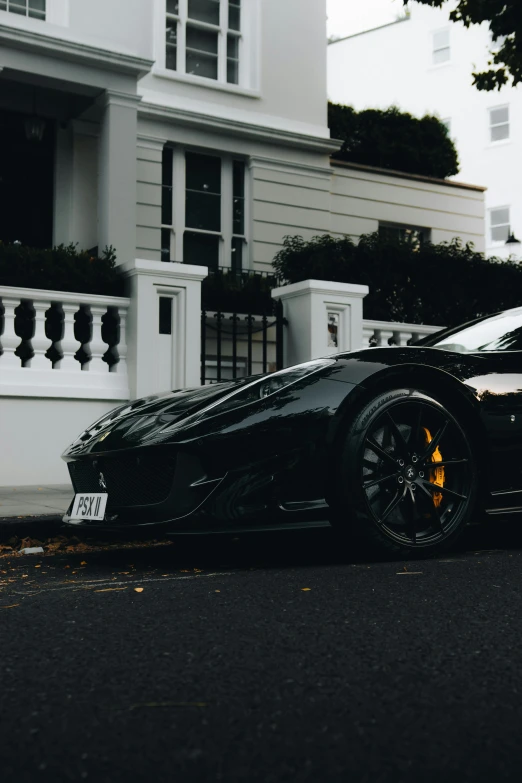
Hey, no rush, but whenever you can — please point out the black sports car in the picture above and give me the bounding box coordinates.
[63,306,522,557]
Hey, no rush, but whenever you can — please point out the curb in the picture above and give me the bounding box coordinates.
[0,514,65,541]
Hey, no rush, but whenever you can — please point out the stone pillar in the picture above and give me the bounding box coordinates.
[122,259,209,399]
[272,279,369,367]
[98,91,141,265]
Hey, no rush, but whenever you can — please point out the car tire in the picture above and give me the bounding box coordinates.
[332,388,478,558]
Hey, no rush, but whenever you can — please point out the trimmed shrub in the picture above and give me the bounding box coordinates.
[0,242,123,296]
[202,268,277,314]
[272,232,522,326]
[328,103,459,180]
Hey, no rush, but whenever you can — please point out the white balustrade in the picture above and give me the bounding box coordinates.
[0,286,130,400]
[361,319,443,349]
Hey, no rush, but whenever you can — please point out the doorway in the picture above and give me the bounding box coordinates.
[0,110,54,248]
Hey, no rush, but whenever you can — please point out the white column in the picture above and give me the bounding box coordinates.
[87,305,108,373]
[112,307,128,375]
[272,279,369,367]
[29,300,52,370]
[122,258,208,399]
[56,303,81,371]
[0,297,21,368]
[98,91,140,265]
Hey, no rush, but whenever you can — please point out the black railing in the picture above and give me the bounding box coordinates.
[201,299,285,385]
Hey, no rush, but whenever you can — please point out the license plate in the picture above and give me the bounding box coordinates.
[70,493,108,521]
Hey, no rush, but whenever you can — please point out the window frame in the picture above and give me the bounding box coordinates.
[0,0,46,20]
[161,145,249,271]
[432,27,450,65]
[379,222,432,248]
[489,206,511,245]
[488,104,510,144]
[160,0,244,87]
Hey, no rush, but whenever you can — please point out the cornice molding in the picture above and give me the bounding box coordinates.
[0,23,154,78]
[96,90,143,110]
[122,259,209,283]
[331,159,487,193]
[138,101,341,154]
[272,280,369,302]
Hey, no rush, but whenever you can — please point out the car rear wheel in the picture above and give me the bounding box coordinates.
[333,389,478,558]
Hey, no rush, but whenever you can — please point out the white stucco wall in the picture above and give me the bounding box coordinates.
[327,5,521,258]
[0,398,123,486]
[0,0,153,58]
[139,0,329,140]
[330,162,485,250]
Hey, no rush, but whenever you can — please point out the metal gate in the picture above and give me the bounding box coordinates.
[201,299,284,384]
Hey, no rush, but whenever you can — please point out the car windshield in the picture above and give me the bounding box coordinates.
[426,310,522,353]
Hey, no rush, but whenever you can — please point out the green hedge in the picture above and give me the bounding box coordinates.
[272,232,522,326]
[328,103,459,180]
[0,242,124,296]
[202,268,277,314]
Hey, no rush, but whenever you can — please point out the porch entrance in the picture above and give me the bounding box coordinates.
[0,109,54,248]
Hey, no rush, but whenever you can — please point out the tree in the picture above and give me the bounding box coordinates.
[408,0,522,89]
[328,103,459,179]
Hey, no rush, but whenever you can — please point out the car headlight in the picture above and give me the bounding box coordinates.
[157,359,335,435]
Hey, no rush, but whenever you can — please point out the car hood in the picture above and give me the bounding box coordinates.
[63,379,252,457]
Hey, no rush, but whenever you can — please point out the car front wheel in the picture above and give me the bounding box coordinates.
[334,389,478,558]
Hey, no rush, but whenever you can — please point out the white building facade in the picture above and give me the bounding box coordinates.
[0,0,487,485]
[328,3,521,259]
[0,0,339,275]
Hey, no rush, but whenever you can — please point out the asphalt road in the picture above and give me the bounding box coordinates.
[3,521,522,783]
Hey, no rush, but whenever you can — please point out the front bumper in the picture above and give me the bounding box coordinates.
[62,446,224,529]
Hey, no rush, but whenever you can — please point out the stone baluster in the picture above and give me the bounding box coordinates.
[111,307,128,375]
[393,329,414,347]
[0,296,22,368]
[377,329,394,347]
[56,303,81,371]
[362,327,376,348]
[28,300,52,369]
[86,305,108,373]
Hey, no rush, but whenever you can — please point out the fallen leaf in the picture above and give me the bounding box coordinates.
[1,604,19,609]
[129,702,207,710]
[80,561,87,566]
[396,572,423,575]
[34,565,41,569]
[94,588,128,592]
[215,590,221,593]
[134,587,144,593]
[301,588,311,592]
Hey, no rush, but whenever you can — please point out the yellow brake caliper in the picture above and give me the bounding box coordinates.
[422,427,445,508]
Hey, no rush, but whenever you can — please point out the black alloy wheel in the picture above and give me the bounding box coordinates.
[335,389,478,557]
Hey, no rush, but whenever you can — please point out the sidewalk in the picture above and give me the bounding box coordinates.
[0,485,72,539]
[0,484,72,519]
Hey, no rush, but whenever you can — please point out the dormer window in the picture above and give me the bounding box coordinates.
[0,0,46,19]
[165,0,241,85]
